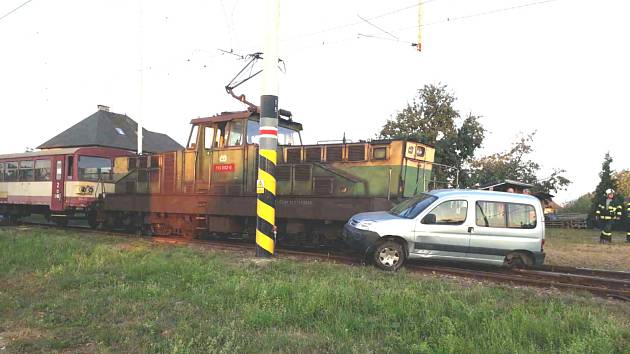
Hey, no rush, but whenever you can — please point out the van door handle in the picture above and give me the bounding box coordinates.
[467,227,474,233]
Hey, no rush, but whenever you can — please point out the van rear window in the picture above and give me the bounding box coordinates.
[475,201,536,229]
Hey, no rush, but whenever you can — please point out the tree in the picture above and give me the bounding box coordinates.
[466,132,570,194]
[612,169,630,198]
[561,193,593,214]
[379,84,485,187]
[590,153,624,220]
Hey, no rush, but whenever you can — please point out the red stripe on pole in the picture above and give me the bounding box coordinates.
[259,129,278,136]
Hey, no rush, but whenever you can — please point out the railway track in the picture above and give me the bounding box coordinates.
[4,223,630,301]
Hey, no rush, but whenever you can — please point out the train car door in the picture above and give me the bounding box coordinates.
[51,156,65,211]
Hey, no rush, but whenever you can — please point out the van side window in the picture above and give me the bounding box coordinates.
[424,200,468,225]
[507,203,537,229]
[476,201,536,229]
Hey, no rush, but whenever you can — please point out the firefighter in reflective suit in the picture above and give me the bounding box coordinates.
[595,189,622,243]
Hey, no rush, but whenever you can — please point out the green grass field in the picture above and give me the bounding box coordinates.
[1,227,629,353]
[544,228,630,271]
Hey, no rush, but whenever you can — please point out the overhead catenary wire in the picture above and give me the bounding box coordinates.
[396,0,561,32]
[282,0,441,43]
[0,0,35,23]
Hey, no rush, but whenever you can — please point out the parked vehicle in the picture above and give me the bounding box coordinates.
[343,189,546,271]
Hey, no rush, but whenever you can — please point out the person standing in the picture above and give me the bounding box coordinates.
[595,189,622,243]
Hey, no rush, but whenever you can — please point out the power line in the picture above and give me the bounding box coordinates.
[283,0,441,42]
[397,0,561,32]
[0,0,35,23]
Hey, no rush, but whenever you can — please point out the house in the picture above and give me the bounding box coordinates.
[38,105,183,153]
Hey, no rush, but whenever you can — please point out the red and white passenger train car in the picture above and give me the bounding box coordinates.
[0,147,133,225]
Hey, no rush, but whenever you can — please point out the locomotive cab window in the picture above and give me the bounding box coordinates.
[246,119,302,146]
[78,156,113,181]
[226,119,244,147]
[0,162,4,182]
[204,126,216,150]
[187,125,199,149]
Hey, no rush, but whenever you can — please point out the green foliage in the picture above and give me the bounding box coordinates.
[612,169,630,200]
[590,153,624,218]
[467,132,571,194]
[561,193,593,214]
[379,84,485,187]
[1,228,629,353]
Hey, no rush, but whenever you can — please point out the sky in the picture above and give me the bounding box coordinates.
[0,0,628,204]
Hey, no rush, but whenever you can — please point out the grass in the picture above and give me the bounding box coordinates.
[1,227,629,353]
[544,228,630,271]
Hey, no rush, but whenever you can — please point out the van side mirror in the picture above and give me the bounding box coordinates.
[422,213,437,224]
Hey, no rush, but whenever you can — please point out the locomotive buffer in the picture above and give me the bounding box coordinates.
[256,0,280,258]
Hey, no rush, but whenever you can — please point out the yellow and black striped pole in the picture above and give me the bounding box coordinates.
[256,0,280,257]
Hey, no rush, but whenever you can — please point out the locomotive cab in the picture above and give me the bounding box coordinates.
[184,110,302,195]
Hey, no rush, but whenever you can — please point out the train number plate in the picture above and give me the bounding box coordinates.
[213,164,235,172]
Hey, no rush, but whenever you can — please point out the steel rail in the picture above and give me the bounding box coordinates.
[5,223,629,301]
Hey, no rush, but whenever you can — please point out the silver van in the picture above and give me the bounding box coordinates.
[343,189,545,271]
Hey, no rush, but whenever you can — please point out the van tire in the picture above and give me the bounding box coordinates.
[373,240,406,271]
[506,252,533,269]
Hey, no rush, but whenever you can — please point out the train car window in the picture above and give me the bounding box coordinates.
[0,162,4,182]
[66,156,74,180]
[18,160,35,182]
[204,126,215,150]
[78,156,113,181]
[373,147,387,160]
[226,120,244,147]
[5,162,18,182]
[55,161,62,180]
[35,160,51,181]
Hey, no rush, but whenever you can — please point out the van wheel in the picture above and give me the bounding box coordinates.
[506,252,533,269]
[373,241,406,271]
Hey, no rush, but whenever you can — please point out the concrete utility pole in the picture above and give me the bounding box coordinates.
[417,0,423,51]
[255,0,280,257]
[137,0,144,155]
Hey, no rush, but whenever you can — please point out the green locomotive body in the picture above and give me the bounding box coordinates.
[99,109,436,243]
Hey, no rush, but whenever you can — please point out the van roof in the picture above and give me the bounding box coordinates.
[427,189,540,203]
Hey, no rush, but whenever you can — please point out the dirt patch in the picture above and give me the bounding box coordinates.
[0,327,49,351]
[545,242,630,271]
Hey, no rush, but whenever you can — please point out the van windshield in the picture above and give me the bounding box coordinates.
[390,194,437,219]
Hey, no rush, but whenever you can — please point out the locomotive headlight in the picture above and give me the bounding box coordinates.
[80,186,87,193]
[87,186,94,194]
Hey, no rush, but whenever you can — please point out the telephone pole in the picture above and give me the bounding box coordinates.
[255,0,280,257]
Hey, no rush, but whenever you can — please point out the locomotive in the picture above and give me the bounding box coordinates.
[95,108,437,245]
